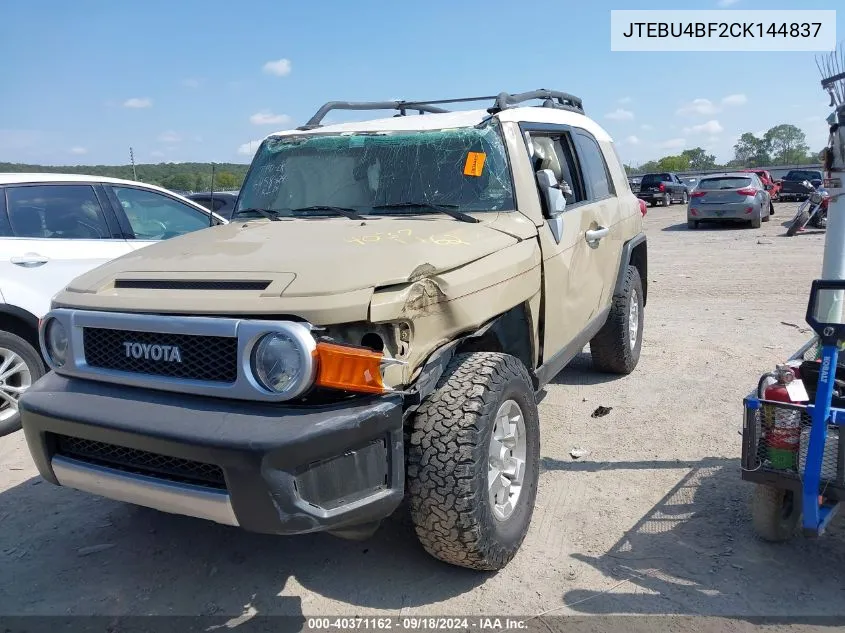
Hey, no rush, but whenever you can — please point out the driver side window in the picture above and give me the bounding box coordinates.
[111,186,211,240]
[528,132,586,210]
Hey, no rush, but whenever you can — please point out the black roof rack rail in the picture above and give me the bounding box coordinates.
[297,89,584,130]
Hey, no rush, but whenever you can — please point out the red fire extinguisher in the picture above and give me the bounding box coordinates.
[759,364,807,470]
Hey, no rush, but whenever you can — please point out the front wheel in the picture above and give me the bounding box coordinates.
[786,205,810,236]
[0,331,45,437]
[590,265,644,374]
[751,485,800,542]
[407,352,540,571]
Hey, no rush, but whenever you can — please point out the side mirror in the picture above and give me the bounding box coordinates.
[536,169,567,216]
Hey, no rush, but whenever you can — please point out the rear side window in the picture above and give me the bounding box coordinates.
[641,174,669,185]
[786,170,821,180]
[6,184,111,239]
[698,177,752,190]
[573,132,615,200]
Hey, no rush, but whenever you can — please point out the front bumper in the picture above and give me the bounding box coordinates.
[19,372,405,536]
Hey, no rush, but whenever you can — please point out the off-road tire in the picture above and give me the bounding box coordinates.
[0,331,45,438]
[750,213,762,229]
[786,208,810,237]
[407,352,540,571]
[751,484,800,542]
[688,220,698,230]
[590,265,644,375]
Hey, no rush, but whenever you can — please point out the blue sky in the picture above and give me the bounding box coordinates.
[1,0,841,167]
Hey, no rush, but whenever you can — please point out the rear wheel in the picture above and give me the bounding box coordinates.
[663,193,672,207]
[751,485,800,542]
[407,352,540,570]
[687,220,698,229]
[0,331,45,438]
[590,265,644,375]
[682,191,688,204]
[751,212,762,229]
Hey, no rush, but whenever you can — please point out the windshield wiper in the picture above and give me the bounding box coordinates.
[233,208,282,221]
[289,205,365,220]
[372,201,480,224]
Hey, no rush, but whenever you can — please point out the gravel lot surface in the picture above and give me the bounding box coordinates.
[1,201,842,629]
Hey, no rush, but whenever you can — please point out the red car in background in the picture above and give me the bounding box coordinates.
[742,169,780,201]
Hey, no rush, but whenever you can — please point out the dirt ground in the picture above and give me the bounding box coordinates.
[1,201,844,626]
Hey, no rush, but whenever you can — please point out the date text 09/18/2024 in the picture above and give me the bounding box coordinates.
[306,617,529,630]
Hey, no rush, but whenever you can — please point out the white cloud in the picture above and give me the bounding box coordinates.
[182,78,202,88]
[262,58,292,77]
[123,97,152,109]
[618,96,633,104]
[677,99,718,117]
[623,135,641,145]
[718,0,740,6]
[722,93,747,106]
[157,130,182,143]
[606,108,634,121]
[640,124,654,131]
[659,138,687,150]
[683,120,724,135]
[249,110,293,126]
[69,146,87,155]
[238,139,264,155]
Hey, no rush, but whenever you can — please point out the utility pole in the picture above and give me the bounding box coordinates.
[129,147,137,181]
[816,48,845,320]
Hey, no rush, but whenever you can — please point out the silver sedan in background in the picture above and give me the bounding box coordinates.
[687,172,773,229]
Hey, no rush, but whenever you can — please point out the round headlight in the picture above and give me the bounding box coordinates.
[44,318,68,367]
[251,332,306,394]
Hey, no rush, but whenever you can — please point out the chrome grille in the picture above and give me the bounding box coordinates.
[54,435,226,489]
[83,327,238,383]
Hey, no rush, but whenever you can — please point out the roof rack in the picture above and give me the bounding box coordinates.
[296,89,584,130]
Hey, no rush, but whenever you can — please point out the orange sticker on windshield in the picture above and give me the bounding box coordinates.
[463,152,486,177]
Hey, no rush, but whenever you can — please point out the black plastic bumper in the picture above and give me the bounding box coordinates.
[19,372,405,536]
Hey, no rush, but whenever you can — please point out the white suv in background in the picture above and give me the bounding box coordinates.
[0,173,226,436]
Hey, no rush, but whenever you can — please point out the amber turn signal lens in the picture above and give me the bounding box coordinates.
[315,342,386,394]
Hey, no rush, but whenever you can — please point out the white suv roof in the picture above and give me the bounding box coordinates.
[268,107,612,143]
[1,172,162,188]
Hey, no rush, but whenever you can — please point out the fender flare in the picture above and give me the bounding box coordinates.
[614,232,647,305]
[0,304,40,333]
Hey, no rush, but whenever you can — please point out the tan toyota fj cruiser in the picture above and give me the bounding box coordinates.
[20,90,647,571]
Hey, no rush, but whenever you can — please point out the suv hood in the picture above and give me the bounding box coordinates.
[56,215,531,319]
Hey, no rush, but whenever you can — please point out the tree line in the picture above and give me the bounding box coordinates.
[626,123,823,175]
[0,161,249,192]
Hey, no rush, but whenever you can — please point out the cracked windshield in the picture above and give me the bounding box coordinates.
[236,123,514,218]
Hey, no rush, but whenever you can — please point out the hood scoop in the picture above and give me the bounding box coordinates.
[113,279,272,291]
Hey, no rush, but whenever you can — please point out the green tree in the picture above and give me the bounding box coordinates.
[214,171,240,189]
[733,133,770,167]
[655,154,690,172]
[764,124,809,165]
[161,173,195,191]
[680,147,717,171]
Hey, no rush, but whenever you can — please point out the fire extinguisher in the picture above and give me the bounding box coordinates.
[758,364,807,470]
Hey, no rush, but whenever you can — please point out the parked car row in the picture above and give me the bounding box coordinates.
[0,173,226,435]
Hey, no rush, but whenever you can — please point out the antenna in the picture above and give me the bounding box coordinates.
[129,147,137,180]
[209,162,215,227]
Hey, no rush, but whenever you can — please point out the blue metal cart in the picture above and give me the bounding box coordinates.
[742,280,845,540]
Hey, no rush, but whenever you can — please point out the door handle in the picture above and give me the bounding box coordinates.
[11,254,49,267]
[585,226,609,243]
